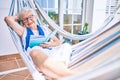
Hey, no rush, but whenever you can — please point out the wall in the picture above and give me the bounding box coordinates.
[92,0,107,32]
[0,0,18,55]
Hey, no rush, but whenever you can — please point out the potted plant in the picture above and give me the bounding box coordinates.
[78,22,89,35]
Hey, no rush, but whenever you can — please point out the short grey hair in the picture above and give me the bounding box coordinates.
[18,7,36,20]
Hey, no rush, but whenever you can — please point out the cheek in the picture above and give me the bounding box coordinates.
[23,23,28,27]
[33,20,37,25]
[34,21,37,24]
[33,17,37,23]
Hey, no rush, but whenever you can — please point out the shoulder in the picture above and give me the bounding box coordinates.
[21,27,27,38]
[42,25,51,33]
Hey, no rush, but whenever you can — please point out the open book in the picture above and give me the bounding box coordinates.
[29,30,57,48]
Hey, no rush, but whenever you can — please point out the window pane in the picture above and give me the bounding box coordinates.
[48,0,55,8]
[65,0,83,14]
[64,14,72,24]
[63,25,72,33]
[48,10,58,23]
[73,25,81,34]
[48,0,58,9]
[38,0,47,8]
[73,15,81,24]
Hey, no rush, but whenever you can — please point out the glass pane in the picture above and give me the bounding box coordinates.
[48,0,55,8]
[72,0,82,14]
[65,0,82,14]
[73,15,82,24]
[38,0,47,8]
[63,25,71,33]
[73,25,81,34]
[48,10,59,24]
[64,14,72,24]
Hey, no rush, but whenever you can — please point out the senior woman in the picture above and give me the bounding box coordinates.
[4,7,75,79]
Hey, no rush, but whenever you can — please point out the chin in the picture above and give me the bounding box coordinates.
[29,23,35,27]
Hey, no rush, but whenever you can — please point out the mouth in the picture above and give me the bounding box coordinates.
[28,22,34,26]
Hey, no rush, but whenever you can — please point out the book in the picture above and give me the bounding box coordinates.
[29,30,57,48]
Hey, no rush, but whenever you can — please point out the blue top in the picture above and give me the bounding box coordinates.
[25,25,44,50]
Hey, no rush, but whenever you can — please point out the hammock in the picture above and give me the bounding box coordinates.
[61,54,120,80]
[6,0,120,80]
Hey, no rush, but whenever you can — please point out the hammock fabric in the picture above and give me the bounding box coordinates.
[6,0,120,80]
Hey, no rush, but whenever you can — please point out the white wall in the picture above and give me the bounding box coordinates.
[92,0,107,32]
[0,0,18,55]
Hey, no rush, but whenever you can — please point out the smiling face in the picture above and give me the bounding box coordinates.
[19,8,37,29]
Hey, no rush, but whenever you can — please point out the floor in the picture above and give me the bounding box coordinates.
[0,53,34,80]
[0,53,120,80]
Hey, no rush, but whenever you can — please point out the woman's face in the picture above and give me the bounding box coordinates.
[21,10,37,28]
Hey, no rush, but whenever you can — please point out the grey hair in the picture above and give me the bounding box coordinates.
[18,7,36,20]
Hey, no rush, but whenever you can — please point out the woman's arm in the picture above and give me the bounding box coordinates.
[4,16,25,37]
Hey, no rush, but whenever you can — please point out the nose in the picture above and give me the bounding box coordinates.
[27,18,31,22]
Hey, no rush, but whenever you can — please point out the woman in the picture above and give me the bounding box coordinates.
[4,7,75,79]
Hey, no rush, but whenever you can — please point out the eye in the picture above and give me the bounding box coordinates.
[29,15,34,19]
[22,15,34,23]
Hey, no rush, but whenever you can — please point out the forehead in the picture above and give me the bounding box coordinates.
[22,10,33,18]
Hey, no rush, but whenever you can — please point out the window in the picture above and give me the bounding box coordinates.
[38,0,85,43]
[63,0,83,34]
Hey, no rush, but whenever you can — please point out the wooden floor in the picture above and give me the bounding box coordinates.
[0,54,33,80]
